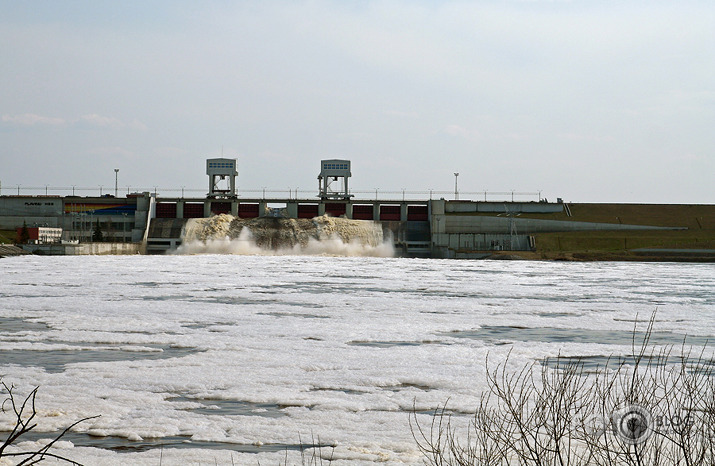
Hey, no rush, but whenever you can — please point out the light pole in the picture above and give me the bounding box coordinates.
[454,172,459,200]
[114,169,119,197]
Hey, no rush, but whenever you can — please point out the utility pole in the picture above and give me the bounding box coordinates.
[454,172,459,200]
[114,169,119,197]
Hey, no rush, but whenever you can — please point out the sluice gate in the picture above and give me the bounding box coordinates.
[146,197,432,257]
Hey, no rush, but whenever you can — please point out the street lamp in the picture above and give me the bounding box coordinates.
[114,169,119,197]
[454,172,459,200]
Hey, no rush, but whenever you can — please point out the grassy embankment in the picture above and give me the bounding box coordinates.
[0,230,16,244]
[491,204,715,261]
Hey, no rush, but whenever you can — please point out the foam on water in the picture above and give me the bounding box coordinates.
[0,256,713,465]
[175,214,394,257]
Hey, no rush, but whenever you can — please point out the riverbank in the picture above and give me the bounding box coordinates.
[486,250,715,262]
[0,244,30,258]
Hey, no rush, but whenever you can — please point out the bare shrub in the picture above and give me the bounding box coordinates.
[411,312,715,465]
[1,381,97,464]
[280,434,334,466]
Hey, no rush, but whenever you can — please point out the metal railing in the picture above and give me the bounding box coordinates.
[1,185,543,202]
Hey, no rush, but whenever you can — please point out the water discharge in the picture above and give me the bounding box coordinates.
[173,213,394,257]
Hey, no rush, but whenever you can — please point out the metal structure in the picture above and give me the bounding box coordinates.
[318,159,352,200]
[206,158,238,198]
[499,203,521,250]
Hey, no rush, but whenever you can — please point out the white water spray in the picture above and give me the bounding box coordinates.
[173,214,394,257]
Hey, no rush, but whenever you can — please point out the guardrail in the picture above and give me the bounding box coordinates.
[1,186,543,202]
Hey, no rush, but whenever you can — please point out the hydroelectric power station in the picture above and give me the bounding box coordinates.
[2,157,711,260]
[143,158,689,258]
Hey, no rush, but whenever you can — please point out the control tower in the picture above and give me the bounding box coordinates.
[206,158,238,198]
[318,159,352,200]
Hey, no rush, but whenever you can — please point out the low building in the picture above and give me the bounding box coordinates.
[0,193,152,244]
[15,226,62,244]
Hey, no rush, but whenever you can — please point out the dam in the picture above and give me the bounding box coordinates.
[145,194,697,258]
[144,157,707,258]
[148,199,430,256]
[2,157,713,260]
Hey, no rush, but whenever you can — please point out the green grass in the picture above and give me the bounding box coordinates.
[0,230,17,244]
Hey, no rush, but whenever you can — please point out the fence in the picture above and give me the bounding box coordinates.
[0,185,543,202]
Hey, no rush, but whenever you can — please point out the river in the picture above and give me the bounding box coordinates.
[1,255,713,465]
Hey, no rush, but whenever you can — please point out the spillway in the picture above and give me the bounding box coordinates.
[175,214,394,257]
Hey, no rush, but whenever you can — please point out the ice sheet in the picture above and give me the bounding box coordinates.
[1,256,713,464]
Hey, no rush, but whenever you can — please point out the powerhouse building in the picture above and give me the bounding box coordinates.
[0,194,151,243]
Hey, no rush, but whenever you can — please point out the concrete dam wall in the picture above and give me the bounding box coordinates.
[4,190,712,259]
[144,198,711,259]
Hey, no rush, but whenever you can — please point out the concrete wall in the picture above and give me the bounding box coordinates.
[446,201,563,214]
[21,242,141,255]
[443,215,681,234]
[429,199,685,256]
[0,197,63,229]
[432,232,531,250]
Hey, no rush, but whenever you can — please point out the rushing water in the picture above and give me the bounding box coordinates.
[176,214,393,257]
[0,255,713,465]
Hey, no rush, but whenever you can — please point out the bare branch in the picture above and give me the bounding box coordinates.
[410,310,715,465]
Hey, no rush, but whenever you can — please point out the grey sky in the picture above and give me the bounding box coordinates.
[1,1,713,203]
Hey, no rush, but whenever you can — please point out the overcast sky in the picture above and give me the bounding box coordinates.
[1,1,713,203]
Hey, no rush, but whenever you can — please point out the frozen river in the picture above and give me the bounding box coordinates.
[1,255,713,465]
